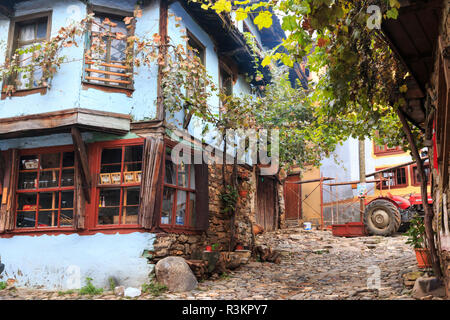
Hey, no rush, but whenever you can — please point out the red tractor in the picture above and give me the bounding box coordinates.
[363,193,432,236]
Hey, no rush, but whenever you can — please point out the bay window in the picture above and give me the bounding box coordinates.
[16,148,75,229]
[96,143,143,226]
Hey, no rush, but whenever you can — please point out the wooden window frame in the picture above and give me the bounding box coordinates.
[219,60,234,98]
[186,29,205,65]
[159,139,198,233]
[90,138,144,229]
[2,11,52,96]
[410,164,431,187]
[13,145,76,232]
[376,166,409,189]
[82,6,135,94]
[373,141,404,156]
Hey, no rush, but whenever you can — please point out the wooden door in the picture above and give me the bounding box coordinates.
[284,175,302,220]
[256,176,276,231]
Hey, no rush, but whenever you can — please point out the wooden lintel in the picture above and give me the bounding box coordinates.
[71,127,91,203]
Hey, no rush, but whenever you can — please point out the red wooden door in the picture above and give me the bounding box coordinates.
[256,176,276,231]
[284,175,302,220]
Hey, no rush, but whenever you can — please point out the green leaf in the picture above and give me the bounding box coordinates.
[386,8,398,19]
[282,16,297,31]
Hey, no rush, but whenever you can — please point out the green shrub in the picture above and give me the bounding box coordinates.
[79,277,103,296]
[141,281,167,297]
[0,281,6,290]
[108,277,116,291]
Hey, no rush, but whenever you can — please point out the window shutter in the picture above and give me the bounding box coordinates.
[0,149,19,233]
[194,162,209,231]
[139,136,164,229]
[74,166,86,230]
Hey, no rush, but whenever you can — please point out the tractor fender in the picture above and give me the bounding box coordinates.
[365,196,410,210]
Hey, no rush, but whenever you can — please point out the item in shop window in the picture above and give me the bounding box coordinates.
[23,204,37,211]
[23,159,39,170]
[135,171,142,183]
[100,173,111,185]
[111,172,121,184]
[124,172,135,183]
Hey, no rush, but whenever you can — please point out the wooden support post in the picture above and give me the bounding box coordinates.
[71,126,91,203]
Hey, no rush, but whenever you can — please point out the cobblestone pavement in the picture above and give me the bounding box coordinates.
[0,227,421,300]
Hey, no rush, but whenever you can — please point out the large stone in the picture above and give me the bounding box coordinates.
[124,287,141,298]
[155,256,198,292]
[412,277,446,299]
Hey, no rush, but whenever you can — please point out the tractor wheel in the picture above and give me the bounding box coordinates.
[364,199,401,236]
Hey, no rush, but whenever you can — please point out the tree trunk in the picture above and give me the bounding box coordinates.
[396,108,442,278]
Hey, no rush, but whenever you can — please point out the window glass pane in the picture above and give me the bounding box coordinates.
[39,170,59,188]
[61,169,74,186]
[38,210,58,228]
[36,21,47,39]
[61,191,74,209]
[124,187,140,206]
[164,159,176,185]
[16,212,36,228]
[18,171,37,190]
[101,148,122,175]
[176,190,187,225]
[101,148,122,164]
[60,210,73,226]
[41,153,60,169]
[124,145,143,163]
[98,207,120,225]
[39,192,59,210]
[62,152,75,167]
[98,188,120,225]
[19,23,35,41]
[161,187,175,224]
[18,193,37,211]
[188,192,196,228]
[177,162,188,188]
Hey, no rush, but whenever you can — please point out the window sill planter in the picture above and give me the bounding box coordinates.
[415,248,432,268]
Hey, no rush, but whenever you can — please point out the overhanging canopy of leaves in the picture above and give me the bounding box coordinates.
[200,0,424,154]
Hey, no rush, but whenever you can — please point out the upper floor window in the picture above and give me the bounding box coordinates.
[16,148,75,230]
[7,12,51,91]
[84,10,134,90]
[187,30,205,65]
[373,142,404,156]
[220,62,233,97]
[411,164,431,186]
[376,167,408,189]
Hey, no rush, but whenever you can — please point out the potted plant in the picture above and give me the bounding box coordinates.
[405,215,431,268]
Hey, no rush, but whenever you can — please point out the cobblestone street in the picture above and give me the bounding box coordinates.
[0,227,425,300]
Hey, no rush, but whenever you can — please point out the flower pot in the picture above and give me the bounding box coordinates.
[235,245,244,250]
[415,248,432,268]
[239,190,248,198]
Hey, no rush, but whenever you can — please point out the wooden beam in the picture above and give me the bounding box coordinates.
[71,127,91,203]
[156,0,168,121]
[0,5,13,18]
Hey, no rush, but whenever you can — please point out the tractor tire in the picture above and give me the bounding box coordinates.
[364,199,401,236]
